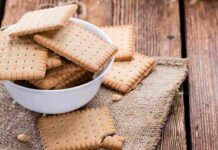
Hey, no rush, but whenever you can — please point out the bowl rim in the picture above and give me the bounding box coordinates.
[3,18,114,93]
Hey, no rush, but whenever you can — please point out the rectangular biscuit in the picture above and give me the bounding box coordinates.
[34,23,118,73]
[53,70,93,89]
[0,31,48,80]
[29,63,82,89]
[8,5,77,37]
[103,52,156,94]
[101,25,135,61]
[37,107,116,150]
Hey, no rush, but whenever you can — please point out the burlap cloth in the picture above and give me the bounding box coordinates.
[0,57,188,150]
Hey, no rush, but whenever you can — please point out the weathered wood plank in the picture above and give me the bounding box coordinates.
[112,1,186,149]
[185,0,218,149]
[2,0,47,25]
[2,0,112,26]
[81,0,112,26]
[157,92,187,150]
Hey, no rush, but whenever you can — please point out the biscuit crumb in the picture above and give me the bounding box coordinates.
[17,133,31,142]
[9,101,17,110]
[12,100,17,105]
[101,135,125,150]
[112,94,122,101]
[114,135,125,142]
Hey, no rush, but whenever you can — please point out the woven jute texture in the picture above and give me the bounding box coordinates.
[0,57,187,150]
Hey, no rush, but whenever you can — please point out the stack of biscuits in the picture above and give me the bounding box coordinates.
[0,4,156,93]
[0,4,118,90]
[101,25,156,94]
[0,5,156,150]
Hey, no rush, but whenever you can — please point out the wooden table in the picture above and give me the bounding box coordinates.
[0,0,217,149]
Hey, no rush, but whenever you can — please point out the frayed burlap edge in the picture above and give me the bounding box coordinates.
[149,57,188,149]
[157,91,187,149]
[149,74,187,148]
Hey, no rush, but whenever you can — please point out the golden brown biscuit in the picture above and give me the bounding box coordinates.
[8,5,77,37]
[34,24,118,73]
[53,70,92,89]
[37,107,116,150]
[0,31,48,80]
[29,64,82,89]
[103,52,156,94]
[101,25,135,61]
[46,52,63,70]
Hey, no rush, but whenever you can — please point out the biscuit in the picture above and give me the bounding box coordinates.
[0,31,48,80]
[101,25,135,61]
[8,5,77,37]
[34,24,118,73]
[37,107,116,150]
[47,52,63,70]
[53,70,92,89]
[111,94,123,101]
[29,63,82,89]
[103,52,156,94]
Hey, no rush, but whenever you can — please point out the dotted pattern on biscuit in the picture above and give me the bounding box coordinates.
[9,5,77,37]
[34,24,118,73]
[29,63,82,89]
[103,52,156,94]
[37,107,116,150]
[101,25,135,61]
[0,31,48,80]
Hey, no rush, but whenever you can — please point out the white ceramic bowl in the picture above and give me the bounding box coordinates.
[3,18,114,114]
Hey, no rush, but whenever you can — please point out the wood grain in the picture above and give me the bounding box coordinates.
[185,0,218,149]
[2,0,45,25]
[157,92,187,150]
[112,0,181,57]
[81,0,112,26]
[2,0,113,26]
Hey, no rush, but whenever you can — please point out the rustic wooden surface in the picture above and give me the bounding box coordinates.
[0,0,188,149]
[157,92,187,150]
[185,0,218,149]
[1,0,114,26]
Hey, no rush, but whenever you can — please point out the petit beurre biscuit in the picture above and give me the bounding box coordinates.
[8,5,77,37]
[34,24,118,73]
[0,31,48,80]
[54,70,92,89]
[37,107,116,150]
[47,52,63,69]
[101,25,135,61]
[29,63,82,89]
[103,52,156,94]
